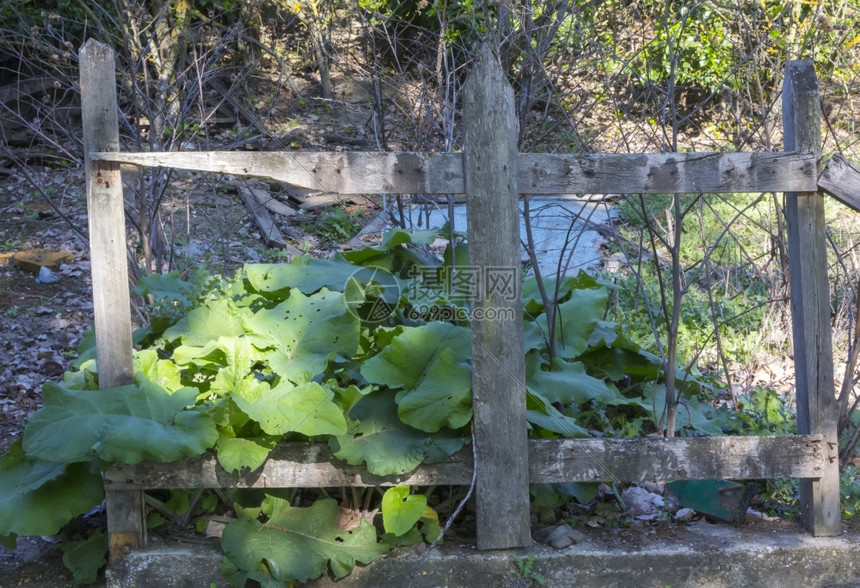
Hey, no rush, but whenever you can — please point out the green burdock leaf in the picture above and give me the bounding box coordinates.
[522,272,600,316]
[0,441,104,538]
[59,530,107,584]
[221,496,389,584]
[526,391,589,438]
[535,286,608,359]
[208,336,263,397]
[244,256,362,295]
[244,289,359,384]
[216,436,279,474]
[531,482,599,507]
[23,379,217,464]
[394,347,472,432]
[231,380,347,437]
[523,320,546,352]
[379,226,443,250]
[361,322,471,388]
[381,487,427,537]
[164,299,249,346]
[643,383,726,436]
[424,427,469,464]
[135,349,183,392]
[360,322,472,432]
[0,533,15,550]
[578,345,663,381]
[330,392,433,475]
[526,353,619,406]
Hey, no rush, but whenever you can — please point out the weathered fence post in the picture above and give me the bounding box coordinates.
[80,39,143,561]
[464,45,531,549]
[782,60,841,536]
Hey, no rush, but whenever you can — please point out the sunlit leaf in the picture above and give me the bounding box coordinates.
[381,487,427,536]
[330,391,433,475]
[231,380,347,437]
[221,496,389,584]
[244,288,359,384]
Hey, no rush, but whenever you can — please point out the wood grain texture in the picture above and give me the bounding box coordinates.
[80,39,142,561]
[464,46,531,550]
[103,435,825,490]
[530,435,826,482]
[104,444,474,490]
[783,60,841,537]
[818,154,860,211]
[92,150,817,195]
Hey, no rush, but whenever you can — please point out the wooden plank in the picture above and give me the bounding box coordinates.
[530,435,826,483]
[236,185,287,248]
[783,60,841,537]
[103,435,826,490]
[79,39,141,562]
[464,45,531,550]
[90,150,464,194]
[91,150,818,196]
[818,154,860,212]
[519,150,818,195]
[104,444,475,490]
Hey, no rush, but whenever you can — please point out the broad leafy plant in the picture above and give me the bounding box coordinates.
[0,228,724,584]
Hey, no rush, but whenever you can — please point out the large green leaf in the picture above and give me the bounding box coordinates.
[522,272,601,316]
[535,287,608,359]
[208,336,264,397]
[163,299,249,346]
[526,391,589,438]
[394,347,472,432]
[360,322,472,432]
[221,496,390,584]
[361,322,471,388]
[642,383,727,436]
[329,392,434,475]
[59,530,107,584]
[523,320,546,352]
[577,345,663,382]
[244,257,363,295]
[23,379,217,464]
[216,436,279,474]
[381,487,427,537]
[135,349,183,392]
[0,441,104,537]
[244,288,359,384]
[531,482,599,507]
[231,380,347,437]
[526,353,619,406]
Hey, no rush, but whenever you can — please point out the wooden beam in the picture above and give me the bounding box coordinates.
[783,60,841,537]
[819,154,860,212]
[104,444,475,490]
[464,46,531,550]
[103,435,826,490]
[530,435,826,483]
[79,39,142,563]
[236,185,288,248]
[91,150,818,196]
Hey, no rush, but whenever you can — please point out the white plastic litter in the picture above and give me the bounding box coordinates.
[35,266,61,284]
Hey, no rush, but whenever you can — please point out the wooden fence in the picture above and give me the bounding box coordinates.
[79,39,847,567]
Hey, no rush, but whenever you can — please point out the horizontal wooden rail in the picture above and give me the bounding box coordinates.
[818,154,860,212]
[104,434,825,491]
[91,150,818,195]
